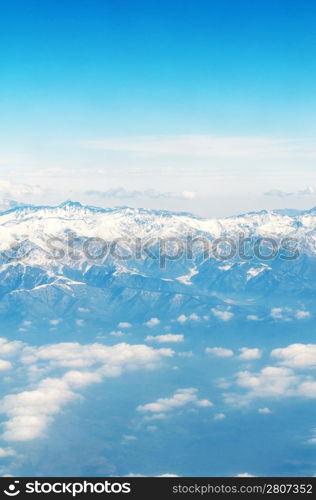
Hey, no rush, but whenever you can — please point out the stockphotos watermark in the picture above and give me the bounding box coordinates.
[3,480,131,497]
[2,233,300,268]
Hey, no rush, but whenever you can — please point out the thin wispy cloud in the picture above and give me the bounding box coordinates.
[85,187,196,200]
[265,186,316,198]
[82,135,316,159]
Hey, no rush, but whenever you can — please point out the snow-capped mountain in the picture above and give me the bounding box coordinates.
[0,201,315,330]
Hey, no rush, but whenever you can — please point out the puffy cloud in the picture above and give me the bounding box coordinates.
[0,360,12,371]
[211,308,234,321]
[295,310,311,319]
[137,388,212,415]
[146,334,184,344]
[297,380,316,398]
[1,377,78,441]
[195,399,213,408]
[189,313,199,321]
[0,178,42,205]
[109,330,125,337]
[118,322,132,329]
[144,318,160,327]
[270,308,283,319]
[226,359,316,405]
[206,347,234,358]
[258,407,272,414]
[238,348,262,361]
[0,448,16,458]
[271,344,316,369]
[176,313,200,322]
[1,341,174,441]
[270,308,310,321]
[235,366,298,398]
[308,429,316,444]
[214,413,226,421]
[0,338,23,357]
[50,319,61,326]
[21,342,173,370]
[215,378,231,389]
[178,351,193,358]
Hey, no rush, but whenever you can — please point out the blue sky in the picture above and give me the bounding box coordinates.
[1,0,316,216]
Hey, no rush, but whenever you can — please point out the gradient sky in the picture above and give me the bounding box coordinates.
[1,0,316,216]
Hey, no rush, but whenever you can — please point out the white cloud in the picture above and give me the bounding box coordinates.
[0,178,43,205]
[189,313,199,321]
[146,425,157,431]
[118,322,132,329]
[226,359,316,405]
[295,310,311,319]
[235,473,256,477]
[211,308,234,321]
[206,347,234,358]
[2,341,174,441]
[308,429,316,444]
[195,399,213,408]
[50,319,61,326]
[0,448,16,458]
[109,330,125,338]
[246,315,260,321]
[258,407,272,414]
[1,377,79,441]
[144,318,160,327]
[270,308,283,319]
[0,360,12,371]
[21,342,173,370]
[0,339,23,356]
[215,378,231,389]
[178,351,193,358]
[146,334,184,344]
[214,413,226,421]
[122,435,137,444]
[137,388,212,415]
[271,344,316,369]
[235,366,298,398]
[177,315,187,324]
[156,474,180,477]
[238,348,262,361]
[76,319,84,327]
[270,308,310,321]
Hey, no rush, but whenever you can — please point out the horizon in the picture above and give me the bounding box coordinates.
[1,199,316,220]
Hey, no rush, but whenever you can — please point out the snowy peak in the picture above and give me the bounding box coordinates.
[0,201,315,240]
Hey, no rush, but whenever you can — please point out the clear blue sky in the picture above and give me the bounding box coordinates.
[1,0,316,216]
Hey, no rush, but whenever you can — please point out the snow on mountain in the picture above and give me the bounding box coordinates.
[0,201,315,326]
[0,201,315,241]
